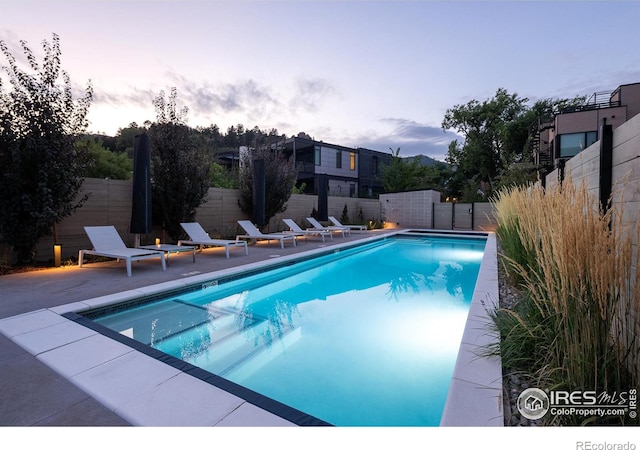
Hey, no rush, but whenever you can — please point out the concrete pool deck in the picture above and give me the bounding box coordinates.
[0,229,502,426]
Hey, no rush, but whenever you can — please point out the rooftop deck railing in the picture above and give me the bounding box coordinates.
[559,90,621,114]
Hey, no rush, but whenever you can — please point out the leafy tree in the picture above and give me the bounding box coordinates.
[379,147,423,192]
[86,133,117,152]
[238,146,297,230]
[115,122,146,158]
[196,124,223,158]
[209,161,237,188]
[493,162,539,193]
[0,34,92,264]
[148,88,210,241]
[415,161,456,193]
[441,88,586,199]
[78,136,132,180]
[442,88,529,193]
[224,125,240,148]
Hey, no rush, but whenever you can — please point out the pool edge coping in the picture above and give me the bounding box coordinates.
[439,232,503,426]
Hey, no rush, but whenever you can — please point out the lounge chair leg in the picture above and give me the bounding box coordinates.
[126,260,132,277]
[78,250,83,268]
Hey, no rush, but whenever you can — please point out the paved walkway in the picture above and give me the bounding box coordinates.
[0,231,387,426]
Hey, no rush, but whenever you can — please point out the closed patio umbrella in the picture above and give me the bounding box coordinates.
[130,133,152,246]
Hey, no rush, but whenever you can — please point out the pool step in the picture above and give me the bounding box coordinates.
[185,319,300,377]
[152,310,301,378]
[99,299,226,346]
[152,309,246,359]
[222,326,302,383]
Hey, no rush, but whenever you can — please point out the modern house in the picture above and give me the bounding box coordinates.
[278,136,393,198]
[532,82,640,178]
[215,137,394,198]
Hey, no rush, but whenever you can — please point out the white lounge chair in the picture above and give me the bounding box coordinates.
[236,220,296,248]
[178,222,249,258]
[306,217,348,237]
[329,216,367,233]
[283,218,333,242]
[79,226,166,277]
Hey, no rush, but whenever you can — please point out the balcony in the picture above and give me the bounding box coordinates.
[296,161,316,175]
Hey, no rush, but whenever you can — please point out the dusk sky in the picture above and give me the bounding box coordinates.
[2,0,640,161]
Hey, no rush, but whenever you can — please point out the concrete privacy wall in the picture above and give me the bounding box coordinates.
[268,193,381,234]
[545,136,601,196]
[380,190,441,228]
[14,182,497,264]
[31,179,136,264]
[545,111,640,268]
[380,190,497,231]
[474,203,498,231]
[25,180,380,263]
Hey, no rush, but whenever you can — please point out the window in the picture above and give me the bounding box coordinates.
[559,131,597,158]
[349,152,356,170]
[336,150,342,168]
[314,145,321,166]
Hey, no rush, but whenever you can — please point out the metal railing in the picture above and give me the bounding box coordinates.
[559,90,620,113]
[296,161,316,173]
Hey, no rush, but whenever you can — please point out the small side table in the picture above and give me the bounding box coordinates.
[139,244,196,266]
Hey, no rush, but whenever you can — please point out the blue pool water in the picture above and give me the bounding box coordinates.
[86,235,486,426]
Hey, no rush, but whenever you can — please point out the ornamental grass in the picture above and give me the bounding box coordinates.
[489,179,639,425]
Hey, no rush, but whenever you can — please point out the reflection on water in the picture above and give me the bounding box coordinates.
[386,271,423,301]
[91,236,485,426]
[237,296,301,349]
[385,260,475,302]
[443,262,463,296]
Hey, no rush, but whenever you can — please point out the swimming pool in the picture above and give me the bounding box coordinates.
[77,234,486,426]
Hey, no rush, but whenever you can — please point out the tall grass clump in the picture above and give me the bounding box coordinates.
[491,184,540,284]
[491,179,639,425]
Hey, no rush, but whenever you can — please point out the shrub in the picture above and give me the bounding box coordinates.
[237,146,297,229]
[340,204,349,223]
